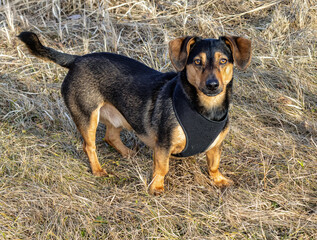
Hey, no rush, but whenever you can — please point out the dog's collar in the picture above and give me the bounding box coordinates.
[172,83,228,157]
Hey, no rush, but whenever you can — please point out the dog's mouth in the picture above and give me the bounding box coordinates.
[200,88,223,97]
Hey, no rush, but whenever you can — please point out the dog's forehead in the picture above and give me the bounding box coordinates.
[190,38,231,59]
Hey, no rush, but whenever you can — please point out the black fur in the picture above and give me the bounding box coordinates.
[18,31,252,193]
[60,52,179,138]
[18,32,235,150]
[18,32,78,68]
[18,32,246,155]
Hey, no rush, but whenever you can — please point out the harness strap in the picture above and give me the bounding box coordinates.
[172,83,228,157]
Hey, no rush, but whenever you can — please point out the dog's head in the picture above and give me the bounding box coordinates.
[169,36,251,97]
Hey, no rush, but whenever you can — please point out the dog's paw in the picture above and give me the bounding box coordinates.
[149,187,164,196]
[92,168,108,177]
[210,171,233,188]
[149,185,165,195]
[213,177,233,188]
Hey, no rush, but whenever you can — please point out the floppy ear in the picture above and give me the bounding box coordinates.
[169,36,200,72]
[220,36,252,70]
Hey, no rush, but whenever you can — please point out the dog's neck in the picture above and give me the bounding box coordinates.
[179,71,232,121]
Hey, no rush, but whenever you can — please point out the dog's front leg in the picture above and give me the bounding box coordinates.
[149,147,170,195]
[206,145,233,187]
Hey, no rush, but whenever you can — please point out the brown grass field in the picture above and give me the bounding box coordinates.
[0,0,316,239]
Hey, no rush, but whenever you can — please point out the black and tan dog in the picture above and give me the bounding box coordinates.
[18,32,251,195]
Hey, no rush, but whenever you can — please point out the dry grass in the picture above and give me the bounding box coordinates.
[0,0,316,239]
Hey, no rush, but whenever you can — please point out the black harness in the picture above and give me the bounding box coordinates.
[172,83,228,157]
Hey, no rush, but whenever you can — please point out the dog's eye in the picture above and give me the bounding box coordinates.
[194,59,201,65]
[219,58,227,65]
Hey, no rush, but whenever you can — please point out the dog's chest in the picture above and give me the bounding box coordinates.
[171,84,228,157]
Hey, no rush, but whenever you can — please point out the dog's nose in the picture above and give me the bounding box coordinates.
[206,79,219,91]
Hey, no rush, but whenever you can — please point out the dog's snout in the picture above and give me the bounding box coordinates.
[206,78,219,91]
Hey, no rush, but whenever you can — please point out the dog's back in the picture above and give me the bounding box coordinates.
[62,52,177,135]
[18,31,178,135]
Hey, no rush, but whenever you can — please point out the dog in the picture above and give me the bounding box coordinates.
[18,32,251,195]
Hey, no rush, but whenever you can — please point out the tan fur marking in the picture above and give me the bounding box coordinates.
[205,125,233,187]
[223,63,233,84]
[80,106,107,176]
[186,38,196,56]
[214,52,222,62]
[170,125,186,155]
[193,52,207,66]
[214,51,233,85]
[104,123,136,158]
[98,102,135,157]
[197,88,226,110]
[186,64,204,89]
[149,147,170,195]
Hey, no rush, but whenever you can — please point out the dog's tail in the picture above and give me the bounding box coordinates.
[18,32,78,68]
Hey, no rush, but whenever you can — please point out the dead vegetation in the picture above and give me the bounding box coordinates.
[0,0,316,239]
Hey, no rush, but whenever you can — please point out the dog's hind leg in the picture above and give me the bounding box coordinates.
[104,123,136,158]
[78,108,108,176]
[99,103,136,158]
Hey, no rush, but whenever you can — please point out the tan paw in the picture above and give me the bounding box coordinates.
[213,177,233,187]
[149,186,164,195]
[210,171,233,188]
[92,168,108,177]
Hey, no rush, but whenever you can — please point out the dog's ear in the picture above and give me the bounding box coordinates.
[169,36,200,72]
[220,36,252,70]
